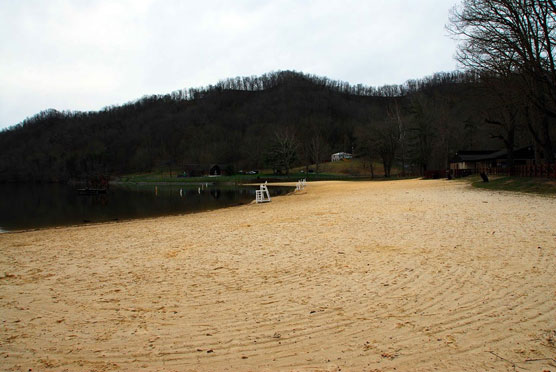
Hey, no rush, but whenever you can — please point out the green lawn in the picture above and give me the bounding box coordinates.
[114,159,414,184]
[467,175,556,195]
[113,171,371,184]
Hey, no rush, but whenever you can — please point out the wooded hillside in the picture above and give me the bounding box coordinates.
[0,70,552,182]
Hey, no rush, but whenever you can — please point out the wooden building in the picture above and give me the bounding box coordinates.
[182,164,226,177]
[331,152,352,162]
[450,145,536,176]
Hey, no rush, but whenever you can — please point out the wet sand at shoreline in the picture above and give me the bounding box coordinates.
[1,179,555,371]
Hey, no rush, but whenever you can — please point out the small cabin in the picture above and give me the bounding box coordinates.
[209,164,221,176]
[182,163,228,177]
[331,152,352,162]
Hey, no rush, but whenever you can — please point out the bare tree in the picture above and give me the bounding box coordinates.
[355,126,378,178]
[306,125,331,175]
[409,94,436,174]
[266,129,298,175]
[358,118,400,178]
[298,118,330,175]
[375,120,400,178]
[448,0,556,162]
[388,99,407,176]
[481,75,526,169]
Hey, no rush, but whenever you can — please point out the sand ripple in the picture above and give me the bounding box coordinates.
[1,179,555,371]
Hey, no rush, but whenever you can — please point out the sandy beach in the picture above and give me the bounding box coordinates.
[1,179,555,371]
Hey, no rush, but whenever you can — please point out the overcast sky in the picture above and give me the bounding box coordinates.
[0,0,460,130]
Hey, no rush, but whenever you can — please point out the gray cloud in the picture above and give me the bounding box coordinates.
[0,0,459,129]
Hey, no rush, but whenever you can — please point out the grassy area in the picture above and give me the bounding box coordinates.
[114,171,371,184]
[292,158,381,177]
[114,159,412,184]
[294,157,411,178]
[115,172,260,184]
[466,175,556,195]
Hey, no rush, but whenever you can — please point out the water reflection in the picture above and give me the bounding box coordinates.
[0,183,292,232]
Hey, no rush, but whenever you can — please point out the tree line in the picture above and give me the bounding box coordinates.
[0,0,554,183]
[0,68,551,183]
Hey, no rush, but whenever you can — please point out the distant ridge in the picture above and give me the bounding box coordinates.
[0,70,503,183]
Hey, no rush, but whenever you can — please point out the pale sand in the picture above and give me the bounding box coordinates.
[1,179,555,372]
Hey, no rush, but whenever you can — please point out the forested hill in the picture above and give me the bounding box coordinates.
[0,70,539,183]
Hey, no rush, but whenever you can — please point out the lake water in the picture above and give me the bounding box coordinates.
[0,183,293,232]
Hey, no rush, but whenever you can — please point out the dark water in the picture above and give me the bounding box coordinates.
[0,183,293,232]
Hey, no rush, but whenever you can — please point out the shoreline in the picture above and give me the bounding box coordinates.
[0,183,297,235]
[1,179,555,371]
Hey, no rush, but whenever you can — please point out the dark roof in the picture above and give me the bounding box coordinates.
[456,150,498,155]
[453,150,498,162]
[452,145,534,162]
[513,145,535,159]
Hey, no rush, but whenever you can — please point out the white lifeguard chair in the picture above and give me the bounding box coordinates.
[255,181,271,203]
[296,178,307,191]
